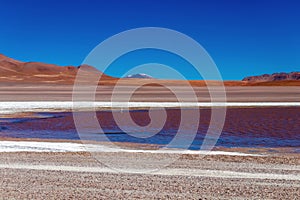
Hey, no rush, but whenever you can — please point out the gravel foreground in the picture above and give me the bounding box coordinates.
[0,150,299,199]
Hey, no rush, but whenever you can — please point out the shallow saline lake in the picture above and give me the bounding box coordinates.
[0,107,299,150]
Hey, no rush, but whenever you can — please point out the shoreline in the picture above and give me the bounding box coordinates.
[0,101,299,114]
[0,137,298,155]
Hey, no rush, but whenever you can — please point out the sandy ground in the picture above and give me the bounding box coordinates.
[0,143,299,199]
[0,84,299,102]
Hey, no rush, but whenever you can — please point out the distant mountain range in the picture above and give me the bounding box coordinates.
[242,72,300,82]
[124,73,153,79]
[0,53,300,86]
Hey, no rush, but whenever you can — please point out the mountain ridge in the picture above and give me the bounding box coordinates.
[242,72,300,82]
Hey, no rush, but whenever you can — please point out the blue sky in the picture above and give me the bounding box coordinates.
[0,0,299,80]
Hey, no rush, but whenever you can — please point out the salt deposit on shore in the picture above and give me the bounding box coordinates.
[0,101,300,114]
[0,141,259,156]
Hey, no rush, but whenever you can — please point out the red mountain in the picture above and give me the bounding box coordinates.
[0,53,113,84]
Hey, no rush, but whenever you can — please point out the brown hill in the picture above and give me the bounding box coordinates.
[0,54,114,83]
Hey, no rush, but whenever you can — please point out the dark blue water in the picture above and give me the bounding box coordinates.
[0,107,300,150]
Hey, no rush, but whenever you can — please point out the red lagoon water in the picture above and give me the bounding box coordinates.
[0,107,299,150]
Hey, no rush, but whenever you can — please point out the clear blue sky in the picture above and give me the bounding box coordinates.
[0,0,299,80]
